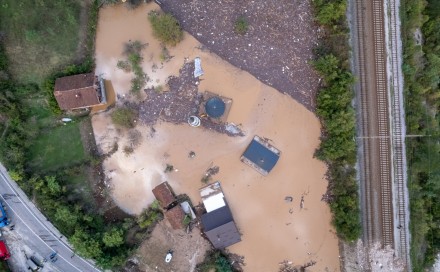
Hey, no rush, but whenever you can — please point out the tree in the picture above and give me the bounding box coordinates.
[312,54,340,82]
[70,228,103,259]
[313,0,347,25]
[102,228,124,248]
[45,175,61,196]
[55,206,78,231]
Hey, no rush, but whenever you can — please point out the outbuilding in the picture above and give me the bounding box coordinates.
[241,135,281,175]
[152,182,176,209]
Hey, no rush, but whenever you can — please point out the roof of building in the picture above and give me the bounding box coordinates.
[152,182,176,209]
[54,73,100,110]
[201,205,241,248]
[200,182,226,212]
[165,205,185,230]
[241,136,280,175]
[205,97,226,118]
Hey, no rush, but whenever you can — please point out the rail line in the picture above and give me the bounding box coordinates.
[353,0,410,269]
[355,0,393,247]
[387,0,410,267]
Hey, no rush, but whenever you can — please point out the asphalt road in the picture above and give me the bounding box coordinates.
[0,164,101,272]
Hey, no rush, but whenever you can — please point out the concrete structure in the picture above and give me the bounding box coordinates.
[200,182,241,249]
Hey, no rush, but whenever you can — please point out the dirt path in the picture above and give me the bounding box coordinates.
[76,0,92,62]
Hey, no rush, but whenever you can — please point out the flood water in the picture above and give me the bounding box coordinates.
[93,3,340,271]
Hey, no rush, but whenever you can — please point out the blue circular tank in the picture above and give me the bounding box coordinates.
[205,97,225,118]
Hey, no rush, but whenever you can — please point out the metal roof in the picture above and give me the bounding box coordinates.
[205,97,225,118]
[242,136,280,175]
[201,205,241,248]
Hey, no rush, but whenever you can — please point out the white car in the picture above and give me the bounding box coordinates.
[165,250,173,263]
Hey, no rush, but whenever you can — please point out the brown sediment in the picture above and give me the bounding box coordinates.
[93,2,339,272]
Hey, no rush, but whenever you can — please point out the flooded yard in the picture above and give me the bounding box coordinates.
[93,2,339,271]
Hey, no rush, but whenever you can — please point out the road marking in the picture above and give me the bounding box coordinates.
[0,193,83,272]
[0,171,100,272]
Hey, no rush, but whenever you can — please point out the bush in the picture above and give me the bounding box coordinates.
[234,16,249,35]
[137,206,163,229]
[118,40,147,93]
[148,11,183,46]
[196,250,235,272]
[111,107,137,128]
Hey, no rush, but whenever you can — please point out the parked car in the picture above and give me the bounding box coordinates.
[0,241,10,260]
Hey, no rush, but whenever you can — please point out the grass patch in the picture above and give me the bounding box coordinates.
[234,16,249,35]
[0,0,81,84]
[111,106,138,128]
[28,122,87,172]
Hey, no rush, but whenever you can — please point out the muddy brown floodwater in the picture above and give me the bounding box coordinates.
[93,2,340,272]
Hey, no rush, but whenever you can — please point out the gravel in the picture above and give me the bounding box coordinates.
[156,0,321,111]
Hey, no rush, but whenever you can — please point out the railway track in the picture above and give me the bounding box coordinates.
[353,0,410,269]
[387,0,410,267]
[355,0,393,247]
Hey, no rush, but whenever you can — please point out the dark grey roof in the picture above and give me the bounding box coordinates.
[205,97,225,118]
[205,221,241,249]
[201,205,233,231]
[242,139,280,173]
[201,205,241,248]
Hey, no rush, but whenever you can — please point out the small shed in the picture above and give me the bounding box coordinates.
[165,205,186,230]
[152,182,176,209]
[241,136,281,175]
[54,73,106,110]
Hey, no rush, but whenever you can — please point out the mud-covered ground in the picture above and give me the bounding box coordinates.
[139,61,244,136]
[157,0,321,111]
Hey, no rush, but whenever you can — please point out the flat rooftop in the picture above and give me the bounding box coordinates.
[241,136,281,175]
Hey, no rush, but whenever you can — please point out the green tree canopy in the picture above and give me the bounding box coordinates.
[102,228,124,248]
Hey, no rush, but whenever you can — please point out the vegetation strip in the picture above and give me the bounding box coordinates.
[401,0,440,269]
[311,0,361,241]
